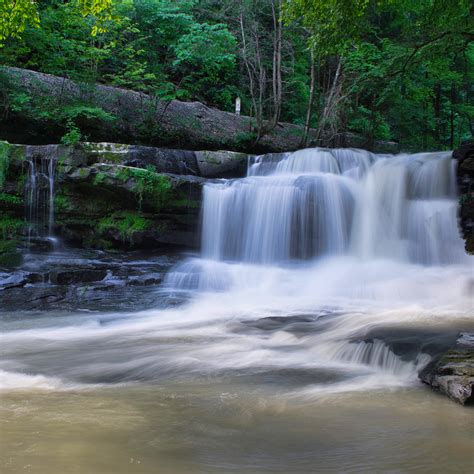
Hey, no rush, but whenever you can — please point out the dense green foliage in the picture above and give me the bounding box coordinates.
[0,0,472,150]
[0,0,113,44]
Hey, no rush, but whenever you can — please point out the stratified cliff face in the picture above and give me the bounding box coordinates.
[0,142,252,260]
[454,141,474,254]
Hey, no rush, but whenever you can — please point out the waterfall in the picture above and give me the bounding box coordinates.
[200,148,465,266]
[25,147,58,245]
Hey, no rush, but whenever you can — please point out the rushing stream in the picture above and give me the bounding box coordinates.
[1,148,473,472]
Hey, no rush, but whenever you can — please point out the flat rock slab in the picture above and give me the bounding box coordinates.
[419,333,474,405]
[0,249,179,312]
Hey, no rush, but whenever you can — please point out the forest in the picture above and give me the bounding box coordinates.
[0,0,472,151]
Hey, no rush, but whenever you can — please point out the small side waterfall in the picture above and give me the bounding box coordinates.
[24,147,58,246]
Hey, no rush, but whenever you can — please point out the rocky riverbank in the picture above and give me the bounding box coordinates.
[419,333,474,405]
[0,248,182,312]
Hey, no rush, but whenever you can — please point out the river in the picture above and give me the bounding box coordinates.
[1,148,473,472]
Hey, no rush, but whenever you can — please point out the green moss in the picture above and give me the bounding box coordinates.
[130,168,172,210]
[54,194,72,212]
[0,240,22,267]
[172,198,200,208]
[56,154,70,174]
[0,141,11,190]
[9,145,26,163]
[98,211,151,243]
[0,192,23,205]
[93,172,107,185]
[84,143,130,164]
[92,165,173,211]
[0,214,23,267]
[0,216,24,239]
[234,131,258,149]
[202,151,222,165]
[16,173,26,194]
[114,166,173,210]
[114,166,131,182]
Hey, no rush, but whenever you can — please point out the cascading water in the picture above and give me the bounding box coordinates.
[24,147,58,246]
[200,148,464,265]
[165,147,471,381]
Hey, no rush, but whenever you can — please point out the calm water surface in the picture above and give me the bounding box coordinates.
[1,382,473,473]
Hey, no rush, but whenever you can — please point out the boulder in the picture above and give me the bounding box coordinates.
[419,333,474,405]
[0,66,400,154]
[0,67,311,154]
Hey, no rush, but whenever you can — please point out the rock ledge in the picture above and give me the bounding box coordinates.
[419,333,474,405]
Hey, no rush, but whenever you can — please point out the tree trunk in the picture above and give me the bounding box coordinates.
[270,0,282,129]
[450,83,456,149]
[302,47,316,146]
[316,57,343,144]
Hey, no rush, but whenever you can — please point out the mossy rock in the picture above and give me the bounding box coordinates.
[98,211,152,244]
[195,150,249,178]
[0,240,23,268]
[0,215,24,239]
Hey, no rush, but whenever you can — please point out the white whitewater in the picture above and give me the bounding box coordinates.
[1,148,473,395]
[200,148,463,265]
[161,147,472,390]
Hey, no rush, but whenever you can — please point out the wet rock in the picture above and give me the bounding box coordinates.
[0,244,23,268]
[0,249,179,312]
[49,269,108,285]
[454,141,474,254]
[0,272,29,289]
[126,273,162,286]
[357,327,465,360]
[419,333,474,405]
[195,150,249,178]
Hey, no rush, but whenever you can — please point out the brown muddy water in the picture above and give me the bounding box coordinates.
[1,383,473,473]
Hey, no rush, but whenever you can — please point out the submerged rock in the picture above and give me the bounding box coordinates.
[419,333,474,405]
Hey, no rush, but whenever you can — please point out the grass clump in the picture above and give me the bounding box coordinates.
[98,211,151,243]
[114,165,172,210]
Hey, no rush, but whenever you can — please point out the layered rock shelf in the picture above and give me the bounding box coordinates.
[1,141,252,263]
[2,141,473,268]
